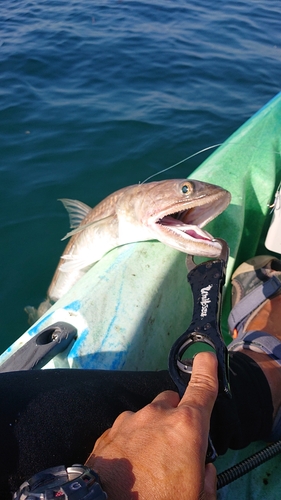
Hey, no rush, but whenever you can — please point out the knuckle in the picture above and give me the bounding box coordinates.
[189,373,218,399]
[111,410,133,428]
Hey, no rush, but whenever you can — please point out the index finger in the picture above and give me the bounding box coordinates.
[179,352,218,415]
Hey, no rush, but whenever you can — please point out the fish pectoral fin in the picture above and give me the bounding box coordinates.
[59,198,92,229]
[61,226,86,241]
[59,254,95,272]
[61,214,116,241]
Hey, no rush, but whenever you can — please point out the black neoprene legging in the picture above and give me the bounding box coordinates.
[0,352,273,499]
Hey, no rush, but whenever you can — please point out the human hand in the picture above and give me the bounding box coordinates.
[85,352,218,500]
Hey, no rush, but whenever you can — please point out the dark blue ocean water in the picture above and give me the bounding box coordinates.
[0,0,280,351]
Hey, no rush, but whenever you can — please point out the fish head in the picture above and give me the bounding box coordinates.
[138,179,231,257]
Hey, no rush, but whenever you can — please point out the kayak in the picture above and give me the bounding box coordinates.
[1,92,281,497]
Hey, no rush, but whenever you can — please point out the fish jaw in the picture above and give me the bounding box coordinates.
[144,179,231,258]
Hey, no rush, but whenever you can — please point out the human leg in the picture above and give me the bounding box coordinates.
[0,369,175,498]
[0,357,274,497]
[227,256,281,442]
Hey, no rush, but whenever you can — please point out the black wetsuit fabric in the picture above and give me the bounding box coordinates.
[0,352,273,499]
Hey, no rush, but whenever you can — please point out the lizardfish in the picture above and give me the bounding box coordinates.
[49,179,230,301]
[26,179,230,321]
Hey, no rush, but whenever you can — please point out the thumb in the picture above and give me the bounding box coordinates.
[204,463,217,499]
[180,352,218,413]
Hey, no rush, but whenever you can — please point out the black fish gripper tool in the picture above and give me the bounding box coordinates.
[168,238,231,463]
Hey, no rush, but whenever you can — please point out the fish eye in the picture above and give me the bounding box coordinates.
[181,184,190,194]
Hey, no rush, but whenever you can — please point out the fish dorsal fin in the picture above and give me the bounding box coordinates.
[59,198,92,229]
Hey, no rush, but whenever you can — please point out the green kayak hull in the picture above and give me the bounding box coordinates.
[1,92,281,497]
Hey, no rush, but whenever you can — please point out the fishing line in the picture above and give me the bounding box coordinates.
[140,144,222,184]
[140,142,281,184]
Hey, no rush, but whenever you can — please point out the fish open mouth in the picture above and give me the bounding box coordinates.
[156,213,213,241]
[154,193,225,242]
[152,189,230,257]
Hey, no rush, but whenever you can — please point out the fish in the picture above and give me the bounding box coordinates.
[26,179,230,322]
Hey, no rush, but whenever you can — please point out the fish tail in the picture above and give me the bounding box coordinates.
[24,298,52,325]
